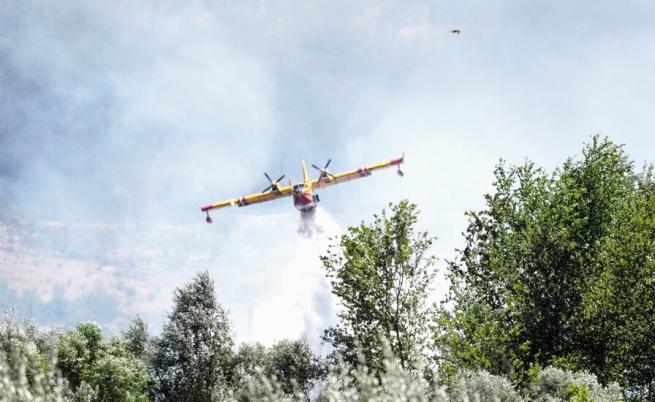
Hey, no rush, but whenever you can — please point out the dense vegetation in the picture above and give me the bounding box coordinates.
[437,137,655,399]
[1,137,652,401]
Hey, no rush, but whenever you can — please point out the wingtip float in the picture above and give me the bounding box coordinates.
[200,154,405,223]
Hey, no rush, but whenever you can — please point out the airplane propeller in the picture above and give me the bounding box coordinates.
[312,159,335,179]
[262,172,285,192]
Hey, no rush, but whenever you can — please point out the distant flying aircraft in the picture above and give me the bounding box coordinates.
[200,155,405,223]
[449,29,461,34]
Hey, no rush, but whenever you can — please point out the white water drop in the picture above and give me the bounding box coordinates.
[251,207,340,354]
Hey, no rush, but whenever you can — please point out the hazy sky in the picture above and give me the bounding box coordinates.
[2,0,655,344]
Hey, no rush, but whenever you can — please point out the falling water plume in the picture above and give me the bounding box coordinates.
[251,207,340,354]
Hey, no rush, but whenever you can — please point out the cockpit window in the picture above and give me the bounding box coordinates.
[293,184,304,193]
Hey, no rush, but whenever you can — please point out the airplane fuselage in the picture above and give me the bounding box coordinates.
[293,192,316,211]
[291,181,317,211]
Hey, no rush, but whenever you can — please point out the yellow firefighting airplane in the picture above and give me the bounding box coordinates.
[200,155,404,223]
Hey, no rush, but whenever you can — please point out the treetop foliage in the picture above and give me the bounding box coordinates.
[438,136,655,399]
[151,271,234,401]
[321,200,437,371]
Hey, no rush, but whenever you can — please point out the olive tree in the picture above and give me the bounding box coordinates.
[151,271,234,401]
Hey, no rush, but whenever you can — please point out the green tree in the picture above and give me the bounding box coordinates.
[230,340,322,400]
[57,322,150,401]
[85,339,149,402]
[57,322,103,390]
[438,137,655,398]
[0,310,67,400]
[123,316,153,363]
[151,271,234,401]
[322,200,437,371]
[266,339,322,400]
[229,342,269,396]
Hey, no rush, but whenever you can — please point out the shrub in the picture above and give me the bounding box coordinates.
[528,366,624,402]
[0,310,68,401]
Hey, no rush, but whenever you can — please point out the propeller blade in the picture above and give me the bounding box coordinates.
[324,159,331,169]
[311,164,321,171]
[262,185,273,192]
[264,172,272,183]
[275,174,285,183]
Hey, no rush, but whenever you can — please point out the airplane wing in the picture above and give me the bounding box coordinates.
[312,155,404,190]
[200,185,295,212]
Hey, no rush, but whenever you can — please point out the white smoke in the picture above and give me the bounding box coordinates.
[251,207,340,353]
